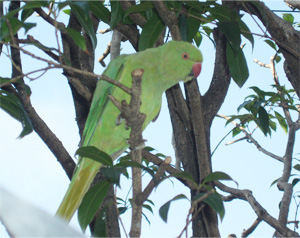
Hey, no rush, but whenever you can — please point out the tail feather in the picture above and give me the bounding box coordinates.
[56,158,101,222]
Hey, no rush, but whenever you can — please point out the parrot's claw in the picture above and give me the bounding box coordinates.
[115,113,125,126]
[126,139,146,151]
[134,141,146,151]
[116,113,131,129]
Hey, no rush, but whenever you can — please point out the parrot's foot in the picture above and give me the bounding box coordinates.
[115,113,125,126]
[116,113,131,130]
[126,139,146,151]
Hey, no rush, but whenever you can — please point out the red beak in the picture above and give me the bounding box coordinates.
[192,62,202,78]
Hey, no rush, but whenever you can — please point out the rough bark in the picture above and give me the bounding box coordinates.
[235,1,300,97]
[166,28,230,237]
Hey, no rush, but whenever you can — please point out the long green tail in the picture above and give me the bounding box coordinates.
[55,158,101,222]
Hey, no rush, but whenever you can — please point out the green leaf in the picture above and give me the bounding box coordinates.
[195,193,225,220]
[123,1,153,19]
[0,77,13,85]
[91,209,106,237]
[270,177,280,187]
[269,120,277,132]
[294,164,300,172]
[283,13,294,24]
[69,1,97,50]
[22,1,49,9]
[144,146,156,152]
[165,1,183,17]
[0,18,22,42]
[65,27,87,51]
[232,127,242,137]
[58,1,69,10]
[264,39,277,51]
[145,199,155,206]
[274,111,288,134]
[110,1,124,28]
[21,22,36,34]
[226,42,249,87]
[274,55,281,63]
[179,14,188,42]
[171,172,198,188]
[89,1,111,25]
[249,86,266,99]
[142,211,151,225]
[258,106,269,135]
[193,31,202,47]
[209,5,236,22]
[21,8,35,22]
[237,100,252,112]
[159,194,188,223]
[217,21,241,46]
[101,167,126,186]
[187,11,201,42]
[138,12,164,51]
[143,204,153,214]
[155,153,166,158]
[202,26,213,37]
[118,207,127,215]
[75,146,113,167]
[292,178,300,187]
[195,192,225,217]
[238,19,254,49]
[63,9,71,15]
[203,171,236,185]
[78,181,111,232]
[116,160,155,179]
[0,89,33,138]
[21,1,49,21]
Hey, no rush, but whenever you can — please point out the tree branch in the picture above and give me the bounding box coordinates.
[215,181,299,237]
[152,1,181,40]
[111,68,146,238]
[237,1,300,97]
[18,35,60,62]
[203,29,231,126]
[136,157,171,205]
[241,217,262,237]
[142,150,198,190]
[114,23,139,52]
[8,1,75,180]
[34,7,66,32]
[121,1,164,47]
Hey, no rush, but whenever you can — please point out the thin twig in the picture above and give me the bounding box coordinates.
[99,28,111,34]
[152,1,181,41]
[142,150,198,190]
[215,181,299,237]
[177,191,214,238]
[241,217,262,237]
[217,114,283,162]
[98,42,111,67]
[135,157,171,205]
[2,42,132,95]
[34,7,66,32]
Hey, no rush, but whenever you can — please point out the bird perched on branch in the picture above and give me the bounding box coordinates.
[56,41,203,222]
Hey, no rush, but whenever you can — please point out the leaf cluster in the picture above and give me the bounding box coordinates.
[227,86,298,136]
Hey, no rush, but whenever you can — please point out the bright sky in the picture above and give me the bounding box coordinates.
[0,1,299,237]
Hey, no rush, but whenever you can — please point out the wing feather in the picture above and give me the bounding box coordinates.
[81,55,127,146]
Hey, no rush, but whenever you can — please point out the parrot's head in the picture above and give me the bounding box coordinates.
[161,41,203,84]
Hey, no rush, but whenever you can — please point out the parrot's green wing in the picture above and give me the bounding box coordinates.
[81,55,127,146]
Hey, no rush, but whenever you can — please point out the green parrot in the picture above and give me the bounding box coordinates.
[56,41,203,222]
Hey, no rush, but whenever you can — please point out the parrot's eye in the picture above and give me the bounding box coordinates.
[182,53,189,60]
